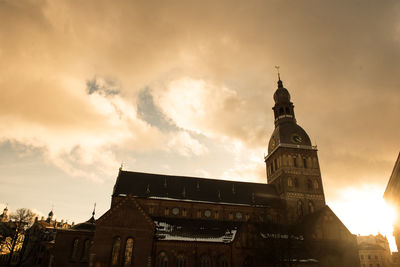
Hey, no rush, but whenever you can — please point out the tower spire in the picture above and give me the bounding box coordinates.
[92,202,96,217]
[275,66,283,88]
[275,65,281,81]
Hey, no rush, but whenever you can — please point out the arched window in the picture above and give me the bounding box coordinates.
[124,238,134,267]
[297,200,304,217]
[313,180,319,189]
[303,158,307,168]
[243,256,254,267]
[288,177,294,187]
[293,178,299,188]
[176,254,187,267]
[293,157,298,167]
[110,236,121,267]
[285,107,290,115]
[81,239,90,261]
[157,251,168,267]
[307,179,313,190]
[279,107,284,115]
[200,255,211,267]
[217,255,229,267]
[71,238,79,261]
[48,254,54,267]
[308,201,315,213]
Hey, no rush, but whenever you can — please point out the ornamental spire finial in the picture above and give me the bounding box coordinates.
[275,65,281,81]
[92,202,96,217]
[275,66,283,88]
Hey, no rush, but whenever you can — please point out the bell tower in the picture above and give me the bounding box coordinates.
[265,74,325,223]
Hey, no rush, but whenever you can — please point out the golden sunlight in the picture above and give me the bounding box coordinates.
[330,185,397,252]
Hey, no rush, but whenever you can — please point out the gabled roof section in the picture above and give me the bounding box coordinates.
[96,195,154,229]
[384,152,400,203]
[113,170,282,207]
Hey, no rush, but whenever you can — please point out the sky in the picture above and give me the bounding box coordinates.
[0,0,399,250]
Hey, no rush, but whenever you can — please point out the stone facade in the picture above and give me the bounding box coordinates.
[357,234,392,267]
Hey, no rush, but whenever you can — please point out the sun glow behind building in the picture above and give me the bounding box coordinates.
[330,185,397,252]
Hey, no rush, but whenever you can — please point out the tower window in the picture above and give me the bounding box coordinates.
[303,158,307,168]
[274,159,278,170]
[307,179,312,190]
[279,107,284,115]
[313,180,319,189]
[294,178,299,188]
[297,200,304,217]
[288,178,294,187]
[308,201,315,213]
[293,157,297,167]
[285,107,290,115]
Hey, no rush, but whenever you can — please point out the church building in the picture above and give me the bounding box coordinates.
[51,76,360,267]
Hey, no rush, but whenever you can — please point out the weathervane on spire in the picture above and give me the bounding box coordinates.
[275,65,281,80]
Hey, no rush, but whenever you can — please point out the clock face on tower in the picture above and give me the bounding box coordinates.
[291,134,303,144]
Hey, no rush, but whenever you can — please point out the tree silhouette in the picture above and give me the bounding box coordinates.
[0,208,36,267]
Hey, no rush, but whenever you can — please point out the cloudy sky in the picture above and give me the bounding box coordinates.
[0,0,399,249]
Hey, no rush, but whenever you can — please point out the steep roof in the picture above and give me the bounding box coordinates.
[72,216,95,231]
[113,170,282,207]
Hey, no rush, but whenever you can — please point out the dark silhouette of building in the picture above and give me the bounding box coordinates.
[51,76,360,267]
[17,210,72,267]
[384,152,400,251]
[0,206,8,223]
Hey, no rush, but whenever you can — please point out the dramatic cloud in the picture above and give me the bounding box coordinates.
[0,0,399,229]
